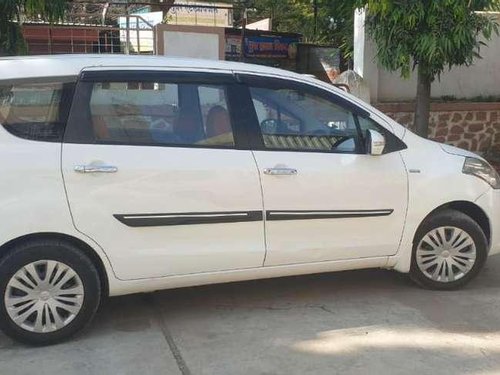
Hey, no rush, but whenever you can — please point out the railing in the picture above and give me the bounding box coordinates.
[119,15,156,55]
[23,15,155,55]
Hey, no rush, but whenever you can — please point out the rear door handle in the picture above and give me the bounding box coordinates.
[74,165,118,173]
[263,167,298,176]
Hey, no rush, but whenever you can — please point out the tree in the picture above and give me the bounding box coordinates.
[229,0,358,63]
[66,0,177,26]
[0,1,179,54]
[359,0,499,137]
[0,0,67,55]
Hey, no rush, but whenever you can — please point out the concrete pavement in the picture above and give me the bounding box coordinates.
[2,255,500,375]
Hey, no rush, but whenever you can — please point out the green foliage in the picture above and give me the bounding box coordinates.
[230,0,358,59]
[0,23,27,56]
[0,0,67,55]
[359,0,499,80]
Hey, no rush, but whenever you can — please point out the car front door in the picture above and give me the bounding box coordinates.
[61,69,265,280]
[238,74,408,266]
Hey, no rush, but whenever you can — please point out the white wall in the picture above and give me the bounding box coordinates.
[163,31,220,60]
[353,9,379,103]
[354,10,500,103]
[246,18,272,31]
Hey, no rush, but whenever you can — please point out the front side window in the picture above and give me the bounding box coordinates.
[87,81,234,147]
[357,115,407,153]
[249,86,360,153]
[0,81,71,141]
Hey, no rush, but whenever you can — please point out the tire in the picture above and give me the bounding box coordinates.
[410,209,488,290]
[0,239,101,345]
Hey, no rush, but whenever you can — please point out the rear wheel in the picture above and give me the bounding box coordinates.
[410,209,488,290]
[0,239,101,345]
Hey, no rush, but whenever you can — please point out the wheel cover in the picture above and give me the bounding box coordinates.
[416,226,477,283]
[4,260,84,333]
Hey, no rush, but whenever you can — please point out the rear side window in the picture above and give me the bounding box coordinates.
[83,81,234,147]
[0,80,74,142]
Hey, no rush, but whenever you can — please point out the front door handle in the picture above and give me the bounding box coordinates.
[263,167,298,176]
[74,165,118,173]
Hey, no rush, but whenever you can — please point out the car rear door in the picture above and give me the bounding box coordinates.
[61,68,265,280]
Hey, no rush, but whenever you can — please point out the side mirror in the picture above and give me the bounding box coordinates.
[366,129,385,156]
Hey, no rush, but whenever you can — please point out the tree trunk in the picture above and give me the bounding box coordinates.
[414,64,432,138]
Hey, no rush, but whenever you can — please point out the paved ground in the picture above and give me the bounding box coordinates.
[2,256,500,375]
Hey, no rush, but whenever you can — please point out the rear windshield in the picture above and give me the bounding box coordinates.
[0,80,74,142]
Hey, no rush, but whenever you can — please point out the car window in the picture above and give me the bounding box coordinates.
[249,86,360,153]
[252,96,302,135]
[197,85,234,146]
[0,81,71,142]
[87,81,234,147]
[357,115,407,154]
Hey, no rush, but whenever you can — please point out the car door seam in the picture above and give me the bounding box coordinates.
[250,150,268,266]
[59,141,120,279]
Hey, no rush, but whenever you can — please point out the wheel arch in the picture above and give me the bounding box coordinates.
[414,200,491,246]
[0,232,109,297]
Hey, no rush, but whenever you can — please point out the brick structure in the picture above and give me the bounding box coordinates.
[376,102,500,155]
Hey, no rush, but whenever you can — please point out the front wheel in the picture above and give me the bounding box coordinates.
[410,209,488,290]
[0,239,101,345]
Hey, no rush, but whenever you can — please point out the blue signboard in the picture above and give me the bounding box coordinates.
[244,36,299,59]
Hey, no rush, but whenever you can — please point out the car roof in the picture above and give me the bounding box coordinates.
[0,54,306,81]
[0,54,408,139]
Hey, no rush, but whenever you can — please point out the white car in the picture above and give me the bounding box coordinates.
[0,55,499,345]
